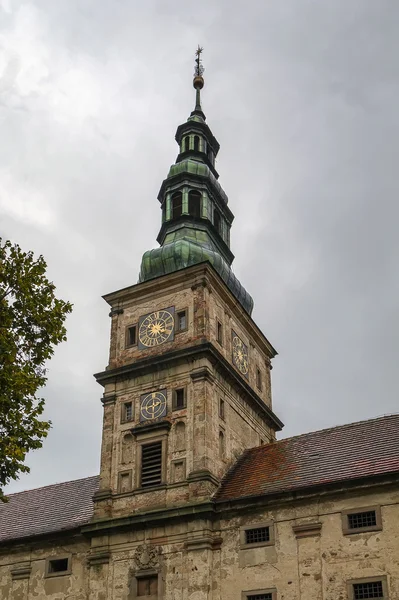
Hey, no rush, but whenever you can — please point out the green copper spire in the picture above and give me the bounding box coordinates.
[139,49,254,315]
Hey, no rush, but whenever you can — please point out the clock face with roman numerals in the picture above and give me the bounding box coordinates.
[232,332,249,377]
[138,308,175,349]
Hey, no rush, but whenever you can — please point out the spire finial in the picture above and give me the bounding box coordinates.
[192,46,205,118]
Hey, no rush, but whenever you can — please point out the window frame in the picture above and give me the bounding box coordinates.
[45,555,72,578]
[133,570,162,600]
[342,506,382,535]
[121,401,134,423]
[241,588,277,600]
[219,398,225,420]
[176,308,188,333]
[125,324,138,348]
[240,522,275,549]
[256,367,262,391]
[216,320,223,345]
[172,387,186,410]
[136,435,167,490]
[347,576,388,600]
[118,469,132,494]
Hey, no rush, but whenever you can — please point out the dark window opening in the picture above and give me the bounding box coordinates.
[219,430,225,458]
[256,368,262,390]
[219,398,225,419]
[174,388,186,410]
[207,146,213,164]
[353,581,383,599]
[194,135,200,151]
[137,575,158,596]
[123,402,133,422]
[214,207,222,233]
[348,510,377,530]
[247,595,273,600]
[141,441,162,488]
[245,527,270,545]
[184,136,190,152]
[217,321,223,345]
[48,558,69,574]
[177,310,187,331]
[127,325,137,347]
[188,191,201,218]
[172,192,183,219]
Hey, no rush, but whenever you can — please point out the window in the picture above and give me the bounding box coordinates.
[217,320,223,345]
[176,309,187,332]
[214,207,222,233]
[121,401,133,423]
[188,190,201,218]
[173,388,186,410]
[243,592,276,600]
[172,192,183,219]
[219,430,225,459]
[219,398,225,420]
[45,556,71,578]
[140,441,163,488]
[256,367,262,390]
[193,135,200,151]
[126,325,137,347]
[342,506,382,534]
[240,522,274,548]
[184,136,190,152]
[348,577,388,600]
[137,575,158,597]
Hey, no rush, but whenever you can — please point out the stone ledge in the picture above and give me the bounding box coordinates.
[131,420,172,436]
[87,551,111,566]
[187,469,220,486]
[292,522,322,538]
[10,565,31,580]
[184,536,223,551]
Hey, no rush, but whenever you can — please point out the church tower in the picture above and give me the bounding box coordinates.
[93,48,283,523]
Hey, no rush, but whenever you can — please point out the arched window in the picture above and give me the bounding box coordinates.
[188,191,201,219]
[175,421,186,451]
[214,207,222,233]
[219,431,225,459]
[172,192,183,220]
[207,146,213,164]
[194,135,200,152]
[184,136,190,152]
[121,433,133,464]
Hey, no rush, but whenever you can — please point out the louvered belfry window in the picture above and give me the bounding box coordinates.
[141,441,163,487]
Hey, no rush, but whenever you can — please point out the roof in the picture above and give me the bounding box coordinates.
[216,414,399,502]
[0,475,99,543]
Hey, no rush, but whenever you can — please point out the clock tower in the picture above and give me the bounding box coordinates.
[93,49,283,523]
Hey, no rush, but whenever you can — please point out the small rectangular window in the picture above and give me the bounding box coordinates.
[122,401,133,423]
[247,594,273,600]
[217,321,223,345]
[126,325,137,347]
[348,510,377,530]
[342,506,382,534]
[245,527,270,545]
[141,441,163,488]
[353,581,383,599]
[219,398,225,419]
[243,590,277,600]
[256,367,262,390]
[137,575,158,596]
[173,388,186,410]
[45,556,71,577]
[176,310,187,332]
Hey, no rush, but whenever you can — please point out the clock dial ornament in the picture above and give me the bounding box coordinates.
[232,332,249,377]
[140,390,167,421]
[138,308,175,348]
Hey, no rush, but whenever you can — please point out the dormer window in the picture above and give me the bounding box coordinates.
[184,136,190,152]
[172,192,183,219]
[188,191,201,218]
[194,135,200,151]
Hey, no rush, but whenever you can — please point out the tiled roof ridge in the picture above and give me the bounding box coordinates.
[4,474,99,500]
[266,412,399,450]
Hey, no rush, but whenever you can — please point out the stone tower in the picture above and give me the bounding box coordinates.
[93,48,283,523]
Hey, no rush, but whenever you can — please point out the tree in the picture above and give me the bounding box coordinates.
[0,238,72,501]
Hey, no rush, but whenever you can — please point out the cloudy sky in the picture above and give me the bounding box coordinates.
[2,0,398,494]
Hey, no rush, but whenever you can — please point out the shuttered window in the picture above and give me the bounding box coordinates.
[141,442,162,488]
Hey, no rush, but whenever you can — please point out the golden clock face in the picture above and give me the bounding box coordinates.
[138,308,174,348]
[140,390,167,421]
[232,333,249,377]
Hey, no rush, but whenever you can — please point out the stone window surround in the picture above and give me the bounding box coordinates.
[135,428,169,490]
[341,505,382,535]
[172,386,187,410]
[132,568,163,600]
[171,458,186,483]
[240,521,275,549]
[175,307,188,333]
[118,469,132,494]
[121,401,134,424]
[241,588,277,600]
[125,323,138,348]
[44,555,72,578]
[347,575,388,600]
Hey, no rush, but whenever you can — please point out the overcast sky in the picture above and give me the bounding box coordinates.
[2,0,398,494]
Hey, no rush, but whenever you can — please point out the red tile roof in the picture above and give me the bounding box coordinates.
[215,414,399,502]
[0,475,99,543]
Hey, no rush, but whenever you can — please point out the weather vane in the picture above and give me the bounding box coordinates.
[194,45,204,78]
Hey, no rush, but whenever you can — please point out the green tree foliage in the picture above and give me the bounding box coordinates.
[0,239,72,501]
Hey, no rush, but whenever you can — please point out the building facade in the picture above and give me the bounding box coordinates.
[0,54,398,600]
